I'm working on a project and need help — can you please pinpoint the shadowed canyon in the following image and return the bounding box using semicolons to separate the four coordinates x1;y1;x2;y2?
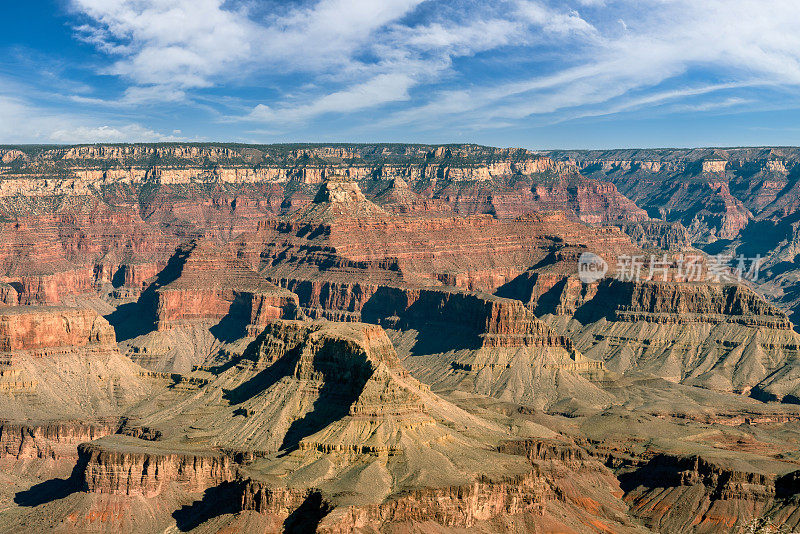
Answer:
2;143;800;533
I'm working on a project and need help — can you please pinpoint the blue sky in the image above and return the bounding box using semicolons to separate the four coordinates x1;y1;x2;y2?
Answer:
2;0;800;148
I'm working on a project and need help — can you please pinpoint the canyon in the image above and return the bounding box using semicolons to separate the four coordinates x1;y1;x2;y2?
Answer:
1;143;800;533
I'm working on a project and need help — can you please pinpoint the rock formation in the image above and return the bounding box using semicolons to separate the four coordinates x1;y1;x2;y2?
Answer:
0;305;155;462
4;143;800;533
59;319;643;532
150;239;301;332
549;147;800;322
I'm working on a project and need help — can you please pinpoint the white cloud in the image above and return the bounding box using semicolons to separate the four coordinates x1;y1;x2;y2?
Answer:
69;0;426;100
248;73;418;123
377;0;800;130
51;0;800;138
0;93;182;143
516;1;597;36
50;124;182;143
672;97;753;113
72;0;259;89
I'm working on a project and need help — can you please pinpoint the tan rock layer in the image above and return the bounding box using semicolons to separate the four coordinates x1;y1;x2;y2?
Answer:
0;419;120;460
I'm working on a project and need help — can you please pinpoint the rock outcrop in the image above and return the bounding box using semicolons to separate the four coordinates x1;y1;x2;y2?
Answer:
0;305;116;352
0;306;156;466
526;277;800;396
549;147;800;323
620;453;800;533
78;438;234;497
70;319;641;532
150;239;301;332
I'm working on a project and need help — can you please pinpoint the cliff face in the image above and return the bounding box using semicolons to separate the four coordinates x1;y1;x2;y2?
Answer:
0;306;152;454
0;282;18;305
234;435;645;533
241;474;546;530
619;453;800;533
0;204;180;305
0;419;120;461
6;143;800;532
0;143;649;307
0;306;115;352
548;147;800;322
605;280;787;325
149;239;301;332
78;438;234;497
614;220;692;250
527;276;800;396
242;177;636;294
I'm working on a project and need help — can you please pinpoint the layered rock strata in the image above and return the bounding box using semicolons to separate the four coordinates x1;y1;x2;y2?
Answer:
73;319;639;531
150;239;301;332
0;306;153;463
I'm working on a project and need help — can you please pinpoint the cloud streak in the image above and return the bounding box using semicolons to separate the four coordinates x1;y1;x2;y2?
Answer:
8;0;800;143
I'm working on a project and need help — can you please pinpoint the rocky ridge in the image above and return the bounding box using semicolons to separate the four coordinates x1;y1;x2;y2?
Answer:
4;144;800;532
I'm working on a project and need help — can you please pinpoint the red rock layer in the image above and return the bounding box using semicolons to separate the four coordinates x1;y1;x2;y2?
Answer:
237;437;638;532
620;453;800;532
241;185;636;295
0;204;182;304
0;306;116;352
151;239;301;332
241;474;545;530
0;282;18;305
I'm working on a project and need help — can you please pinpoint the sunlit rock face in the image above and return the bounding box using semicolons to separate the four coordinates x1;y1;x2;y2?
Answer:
3;144;800;533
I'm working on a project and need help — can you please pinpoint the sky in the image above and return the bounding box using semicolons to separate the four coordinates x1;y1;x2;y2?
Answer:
2;0;800;149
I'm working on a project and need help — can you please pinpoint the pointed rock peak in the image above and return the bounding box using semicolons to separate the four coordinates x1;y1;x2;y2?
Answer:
314;175;366;203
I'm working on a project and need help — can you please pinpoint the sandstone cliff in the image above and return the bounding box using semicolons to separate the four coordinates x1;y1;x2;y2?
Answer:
0;306;155;462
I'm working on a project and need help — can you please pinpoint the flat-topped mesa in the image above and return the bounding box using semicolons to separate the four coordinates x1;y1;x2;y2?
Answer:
152;239;301;333
0;306;152;458
503;249;790;327
548;279;792;328
534;275;800;395
313;174;367;203
613;280;790;327
0;305;116;353
0;419;121;461
78;438;235;497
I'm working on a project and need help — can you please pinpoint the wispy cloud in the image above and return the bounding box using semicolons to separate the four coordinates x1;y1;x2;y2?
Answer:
50;123;183;143
10;0;800;143
372;0;800;131
246;73;419;123
0;93;182;143
673;97;754;113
